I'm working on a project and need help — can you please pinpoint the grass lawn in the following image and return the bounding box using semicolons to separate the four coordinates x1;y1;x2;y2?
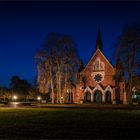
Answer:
0;108;140;139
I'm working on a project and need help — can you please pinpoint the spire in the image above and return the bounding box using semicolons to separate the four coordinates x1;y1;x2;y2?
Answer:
96;25;103;50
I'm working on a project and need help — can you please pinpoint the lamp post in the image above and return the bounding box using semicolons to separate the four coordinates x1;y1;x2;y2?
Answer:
12;95;18;107
13;95;17;102
37;96;41;104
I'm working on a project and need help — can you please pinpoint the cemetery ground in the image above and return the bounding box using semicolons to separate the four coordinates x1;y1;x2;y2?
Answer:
0;106;140;139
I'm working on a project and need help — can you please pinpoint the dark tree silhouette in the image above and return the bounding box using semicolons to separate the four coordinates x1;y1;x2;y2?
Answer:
114;58;125;103
10;75;32;100
114;24;140;103
0;87;11;102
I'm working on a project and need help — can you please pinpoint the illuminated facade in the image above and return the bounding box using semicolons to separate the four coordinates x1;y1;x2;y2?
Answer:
63;29;128;104
37;28;129;104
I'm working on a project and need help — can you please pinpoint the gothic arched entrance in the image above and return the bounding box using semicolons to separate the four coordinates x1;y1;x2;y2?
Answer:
84;92;91;102
105;91;112;103
94;90;102;103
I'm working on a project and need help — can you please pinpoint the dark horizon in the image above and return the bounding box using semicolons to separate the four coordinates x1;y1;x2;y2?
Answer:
0;1;140;87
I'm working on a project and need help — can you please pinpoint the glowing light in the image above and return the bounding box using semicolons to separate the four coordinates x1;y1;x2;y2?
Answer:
37;97;41;100
13;95;17;100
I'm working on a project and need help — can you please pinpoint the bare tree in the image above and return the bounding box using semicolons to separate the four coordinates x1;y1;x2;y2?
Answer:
51;35;80;103
35;33;80;103
35;48;55;103
114;24;140;103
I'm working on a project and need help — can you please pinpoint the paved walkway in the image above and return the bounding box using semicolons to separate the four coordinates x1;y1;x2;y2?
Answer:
34;103;140;110
1;103;140;110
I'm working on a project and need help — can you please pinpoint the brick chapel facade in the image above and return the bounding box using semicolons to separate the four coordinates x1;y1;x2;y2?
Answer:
38;29;130;104
61;29;129;104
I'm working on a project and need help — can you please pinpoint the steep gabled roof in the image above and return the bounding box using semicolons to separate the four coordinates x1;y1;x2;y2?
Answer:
83;49;114;72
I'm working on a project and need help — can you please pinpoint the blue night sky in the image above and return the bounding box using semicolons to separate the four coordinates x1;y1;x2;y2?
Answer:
0;1;140;87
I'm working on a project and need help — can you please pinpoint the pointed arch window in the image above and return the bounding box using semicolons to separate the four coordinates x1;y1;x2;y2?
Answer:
100;62;105;70
93;58;105;71
96;60;99;70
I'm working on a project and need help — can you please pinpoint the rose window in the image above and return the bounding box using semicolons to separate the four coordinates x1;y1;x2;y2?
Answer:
94;74;103;82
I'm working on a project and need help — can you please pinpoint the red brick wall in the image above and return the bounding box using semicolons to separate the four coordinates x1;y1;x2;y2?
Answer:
83;50;115;87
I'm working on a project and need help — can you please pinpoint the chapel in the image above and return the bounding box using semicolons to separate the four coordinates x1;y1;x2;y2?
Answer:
63;28;128;104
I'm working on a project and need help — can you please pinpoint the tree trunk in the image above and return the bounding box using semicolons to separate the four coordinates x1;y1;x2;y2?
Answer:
59;69;62;103
129;71;133;104
127;49;132;104
64;64;68;103
56;71;59;103
49;64;54;104
55;59;62;104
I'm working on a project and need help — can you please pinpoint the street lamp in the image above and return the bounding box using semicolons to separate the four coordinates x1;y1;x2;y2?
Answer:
37;96;41;100
37;96;41;104
13;95;17;101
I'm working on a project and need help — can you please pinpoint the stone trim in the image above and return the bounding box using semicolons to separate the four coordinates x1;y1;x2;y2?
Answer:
84;84;114;103
83;49;114;72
